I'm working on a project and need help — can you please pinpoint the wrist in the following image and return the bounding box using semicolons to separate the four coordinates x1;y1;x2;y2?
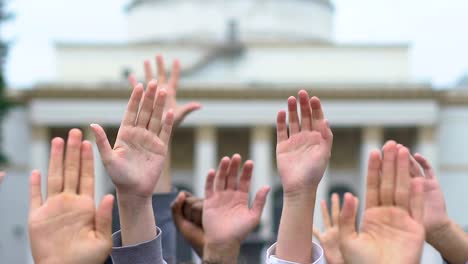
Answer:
203;241;240;264
116;190;153;207
283;186;318;206
427;218;456;245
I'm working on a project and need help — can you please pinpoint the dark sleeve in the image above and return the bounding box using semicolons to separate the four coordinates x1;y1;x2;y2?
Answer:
111;190;178;264
110;227;167;264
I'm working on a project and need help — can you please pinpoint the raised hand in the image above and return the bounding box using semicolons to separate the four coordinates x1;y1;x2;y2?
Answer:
202;155;270;263
171;192;204;258
91;81;174;198
276;90;333;194
29;129;114;264
275;90;333;263
339;142;425;264
129;55;201;127
313;193;357;264
90;81;174;245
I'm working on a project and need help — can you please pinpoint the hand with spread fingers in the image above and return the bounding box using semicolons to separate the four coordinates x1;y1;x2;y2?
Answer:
171;191;204;258
339;142;425;264
129;55;201;127
275;90;333;263
313;193;358;264
395;143;468;264
90;81;174;245
202;155;271;263
29;129;114;264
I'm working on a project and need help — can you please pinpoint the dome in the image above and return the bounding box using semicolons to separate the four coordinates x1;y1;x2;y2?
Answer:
126;0;334;43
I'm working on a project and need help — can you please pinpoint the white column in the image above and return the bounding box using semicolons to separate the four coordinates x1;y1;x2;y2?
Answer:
313;168;329;231
30;126;50;198
84;127;112;206
417;126;443;264
250;126;273;239
360;127;383;216
194;126;217;197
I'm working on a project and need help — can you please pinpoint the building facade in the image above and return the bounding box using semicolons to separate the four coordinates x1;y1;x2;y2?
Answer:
1;0;468;263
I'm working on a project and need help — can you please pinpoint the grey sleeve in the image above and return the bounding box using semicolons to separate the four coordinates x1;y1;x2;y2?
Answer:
152;191;178;264
111;227;167;264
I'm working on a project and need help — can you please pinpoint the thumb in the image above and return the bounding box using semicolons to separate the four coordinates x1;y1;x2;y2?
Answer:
95;194;115;241
171;192;187;228
339;192;357;240
176;102;202;122
90;124;113;164
251;186;271;220
312;227;322;241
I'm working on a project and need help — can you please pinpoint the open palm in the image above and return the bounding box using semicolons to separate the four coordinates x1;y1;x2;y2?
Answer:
276;91;333;194
339;144;425;264
203;155;270;245
29;130;114;264
91;81;174;197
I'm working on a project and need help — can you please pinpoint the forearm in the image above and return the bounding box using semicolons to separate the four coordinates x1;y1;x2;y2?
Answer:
117;191;157;246
276;189;317;263
427;220;468;264
202;242;240;264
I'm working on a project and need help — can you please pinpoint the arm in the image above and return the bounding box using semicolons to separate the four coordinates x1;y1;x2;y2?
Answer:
202;155;270;264
412;153;468;264
91;80;174;256
274;90;333;263
29;129;114;264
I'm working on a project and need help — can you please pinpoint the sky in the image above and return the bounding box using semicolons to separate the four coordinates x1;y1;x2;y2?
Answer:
2;0;468;88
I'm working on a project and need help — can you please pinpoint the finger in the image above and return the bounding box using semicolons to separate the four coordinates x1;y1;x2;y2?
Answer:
298;90;312;131
339;192;357;239
148;88;167;134
168;59;180;90
365;150;382;209
331;193;340;226
79;141;95;198
191;200;204;226
156;55;167;84
409;154;424;178
251;186;271;219
238;160;254;193
395;147;411;210
226;154;242;190
414;153;436;179
214;157;230;191
320;199;332;229
128;74;138;88
95;194;115;241
204;169;216;199
322;119;334;148
380;141;397;206
144;60;154;83
287;96;300;135
121;84;144;127
90;124;113;165
175;102;202;124
276;110;288;143
310;96;324;132
136;80;158;128
353;196;360;217
47;137;64;198
410;177;425;224
171;192;187;227
30;170;43;212
158;109;174;145
63;129;83;193
183;197;193;221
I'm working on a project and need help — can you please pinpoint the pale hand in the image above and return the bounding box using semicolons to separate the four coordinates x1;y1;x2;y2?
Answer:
276;91;333;194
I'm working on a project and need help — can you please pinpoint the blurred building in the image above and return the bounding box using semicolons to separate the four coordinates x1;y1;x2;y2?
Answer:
2;0;468;263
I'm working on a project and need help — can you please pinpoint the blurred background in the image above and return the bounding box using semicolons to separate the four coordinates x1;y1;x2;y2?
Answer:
1;0;468;263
